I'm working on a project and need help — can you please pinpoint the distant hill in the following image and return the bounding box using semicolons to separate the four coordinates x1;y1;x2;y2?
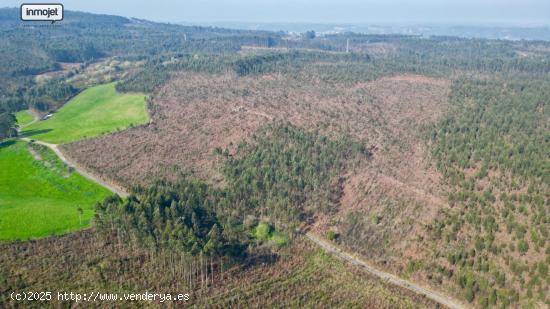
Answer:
0;7;280;113
194;21;550;41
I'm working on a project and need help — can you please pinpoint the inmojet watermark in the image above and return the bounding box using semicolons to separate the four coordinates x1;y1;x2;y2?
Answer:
20;3;63;23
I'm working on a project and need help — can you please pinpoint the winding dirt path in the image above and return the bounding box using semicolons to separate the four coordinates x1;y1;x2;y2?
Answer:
305;232;467;309
21;137;129;197
17;111;128;197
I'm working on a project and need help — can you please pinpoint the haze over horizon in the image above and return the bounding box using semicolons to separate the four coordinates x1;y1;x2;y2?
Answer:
3;0;550;26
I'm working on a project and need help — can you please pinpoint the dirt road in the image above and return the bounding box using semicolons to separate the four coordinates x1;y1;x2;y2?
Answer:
21;137;129;197
305;232;467;309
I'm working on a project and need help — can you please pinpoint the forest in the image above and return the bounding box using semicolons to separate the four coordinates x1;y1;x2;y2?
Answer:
94;123;367;257
425;76;549;307
1;6;549;308
0;7;280;136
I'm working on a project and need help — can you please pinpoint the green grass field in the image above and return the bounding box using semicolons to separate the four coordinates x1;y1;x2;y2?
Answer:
15;110;35;127
22;83;148;144
0;140;111;240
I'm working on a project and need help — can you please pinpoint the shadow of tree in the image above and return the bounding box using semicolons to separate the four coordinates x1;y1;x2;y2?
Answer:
20;129;53;138
0;139;16;149
242;248;280;270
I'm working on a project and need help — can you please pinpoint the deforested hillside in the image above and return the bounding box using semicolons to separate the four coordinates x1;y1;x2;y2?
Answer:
63;47;549;307
63;68;450;188
2;7;550;308
329;74;550;308
62;61;452;299
0;230;436;308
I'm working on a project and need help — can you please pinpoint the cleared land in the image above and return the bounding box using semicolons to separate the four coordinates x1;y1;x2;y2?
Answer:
64;70;451;258
306;232;465;309
64;72;449;189
0;140;110;240
22;83;148;144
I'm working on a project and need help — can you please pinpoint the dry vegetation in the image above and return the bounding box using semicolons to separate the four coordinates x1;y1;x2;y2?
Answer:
67;58;144;88
194;240;437;308
311;75;452;279
0;231;436;308
34;62;82;83
64;71;449;193
4;11;550;307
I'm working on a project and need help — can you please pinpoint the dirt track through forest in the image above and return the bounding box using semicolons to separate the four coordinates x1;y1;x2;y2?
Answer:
20;130;466;308
305;232;467;309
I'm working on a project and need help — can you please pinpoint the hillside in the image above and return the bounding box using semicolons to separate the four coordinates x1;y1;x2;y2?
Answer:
1;7;549;308
0;141;110;240
64;71;450;187
0;7;279;118
64;55;549;307
0;230;436;308
22;83;148;144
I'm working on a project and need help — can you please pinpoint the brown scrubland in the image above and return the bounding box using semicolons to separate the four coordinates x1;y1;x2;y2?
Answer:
0;230;436;308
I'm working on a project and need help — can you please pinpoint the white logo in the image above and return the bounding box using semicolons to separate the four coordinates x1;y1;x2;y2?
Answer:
21;3;64;23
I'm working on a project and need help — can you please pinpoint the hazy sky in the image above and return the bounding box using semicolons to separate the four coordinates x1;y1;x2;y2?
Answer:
4;0;550;25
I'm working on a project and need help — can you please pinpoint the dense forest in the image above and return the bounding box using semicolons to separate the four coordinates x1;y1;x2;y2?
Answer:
220;123;368;230
95;181;238;257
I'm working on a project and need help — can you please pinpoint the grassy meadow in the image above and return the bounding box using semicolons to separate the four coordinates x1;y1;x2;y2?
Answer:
22;83;148;144
15;110;35;127
0;140;111;240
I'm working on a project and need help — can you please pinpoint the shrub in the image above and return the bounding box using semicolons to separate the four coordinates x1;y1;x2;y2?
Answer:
518;240;529;255
255;223;273;241
326;229;339;241
270;233;287;248
465;287;475;302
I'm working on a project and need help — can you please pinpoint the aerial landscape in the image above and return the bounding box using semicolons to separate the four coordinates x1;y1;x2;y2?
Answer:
0;1;549;308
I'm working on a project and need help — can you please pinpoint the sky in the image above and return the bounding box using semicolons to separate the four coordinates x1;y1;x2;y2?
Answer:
3;0;550;25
